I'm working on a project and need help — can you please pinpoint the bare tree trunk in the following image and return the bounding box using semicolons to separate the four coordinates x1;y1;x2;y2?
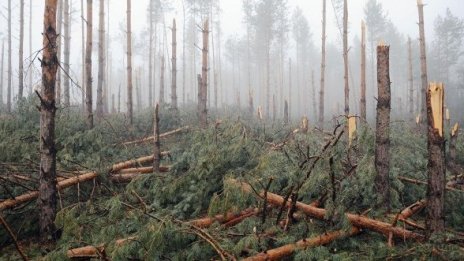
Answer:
105;0;109;114
448;123;459;181
360;21;366;121
55;0;62;106
425;82;445;237
111;93;115;113
199;20;209;128
126;0;133;125
318;0;326;127
81;0;85;112
160;56;165;104
182;1;186;105
63;0;70;107
18;0;25;99
311;69;317;121
118;83;121;113
29;0;32;94
408;37;414;117
266;41;270;119
171;19;177;111
85;0;93;128
288;58;292;120
284;100;289;125
272;94;276;122
7;0;12;112
417;0;428;121
0;45;4;107
343;0;349;116
153;104;160;172
96;0;105;117
374;44;391;212
39;0;59;242
148;0;153;107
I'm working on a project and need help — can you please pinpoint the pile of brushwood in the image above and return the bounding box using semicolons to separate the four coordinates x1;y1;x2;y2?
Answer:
1;99;464;260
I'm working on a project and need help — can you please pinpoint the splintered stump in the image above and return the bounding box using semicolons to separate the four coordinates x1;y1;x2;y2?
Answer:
227;179;424;241
425;82;446;236
374;43;391;211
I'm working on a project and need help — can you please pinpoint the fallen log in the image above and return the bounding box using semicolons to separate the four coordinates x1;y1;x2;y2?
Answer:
398;199;426;221
110;151;170;173
0;172;98;211
121;126;189;146
67;207;260;258
116;166;170;175
243;227;360;261
398;176;463;193
227;179;424;241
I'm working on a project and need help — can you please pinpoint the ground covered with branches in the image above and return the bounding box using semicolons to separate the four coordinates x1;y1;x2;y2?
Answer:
1;99;464;260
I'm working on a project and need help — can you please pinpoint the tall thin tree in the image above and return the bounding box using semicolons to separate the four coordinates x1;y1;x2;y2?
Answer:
343;0;349;116
148;0;154;107
7;0;12;112
1;41;4;107
126;0;133;125
318;0;326;127
171;19;177;111
408;37;414;117
38;0;59;242
81;0;85;111
63;0;71;107
96;0;105;117
199;19;209;128
55;0;62;105
417;0;428;120
160;56;165;104
85;0;93;128
360;20;367;121
29;0;33;93
18;0;25;99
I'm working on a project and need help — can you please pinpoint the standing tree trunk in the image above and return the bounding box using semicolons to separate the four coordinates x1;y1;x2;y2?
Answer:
171;19;177;111
343;0;349;116
153;103;160;172
265;41;270;119
311;69;317;121
417;0;428;121
360;21;367;121
38;0;59;242
55;0;62;106
425;82;445;237
408;37;414;117
448;123;459;182
7;0;12;112
288;58;292;120
18;0;25;99
1;41;4;106
29;0;32;94
126;0;133;125
318;0;326;127
96;0;105;117
374;44;391;212
199;20;209;128
85;0;93;128
160;56;165;105
148;0;153;107
81;0;85;112
284;100;289;125
63;0;70;107
182;1;186;105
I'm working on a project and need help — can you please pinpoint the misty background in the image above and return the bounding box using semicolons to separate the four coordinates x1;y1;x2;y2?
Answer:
1;0;463;123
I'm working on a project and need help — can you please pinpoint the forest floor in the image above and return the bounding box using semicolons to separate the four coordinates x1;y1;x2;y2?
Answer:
1;97;464;260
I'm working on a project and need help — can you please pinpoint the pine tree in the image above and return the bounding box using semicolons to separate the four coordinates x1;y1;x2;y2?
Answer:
85;0;94;128
18;0;25;99
126;0;133;125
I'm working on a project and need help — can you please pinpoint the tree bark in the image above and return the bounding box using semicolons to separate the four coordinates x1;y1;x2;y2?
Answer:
39;0;59;242
360;21;367;121
29;0;32;95
1;41;4;106
448;123;460;181
417;0;428;121
343;0;349;116
408;37;414;117
126;0;133;125
7;0;12;112
318;0;326;127
148;0;153;107
81;0;85;112
374;44;391;212
288;58;292;120
63;0;70;107
85;0;93;128
96;0;105;117
18;0;25;99
425;82;445;237
284;100;289;125
171;19;178;111
199;20;209;128
153;104;160;172
55;0;62;105
160;56;165;104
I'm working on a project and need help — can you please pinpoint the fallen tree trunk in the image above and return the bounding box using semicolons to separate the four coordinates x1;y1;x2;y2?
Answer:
227;179;424;241
110;151;170;173
110;168;170;183
243;227;360;261
398;176;463;193
398;199;426;221
67;245;106;259
0;172;98;211
121;126;189;146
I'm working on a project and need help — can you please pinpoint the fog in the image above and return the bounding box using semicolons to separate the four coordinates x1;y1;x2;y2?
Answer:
1;0;463;122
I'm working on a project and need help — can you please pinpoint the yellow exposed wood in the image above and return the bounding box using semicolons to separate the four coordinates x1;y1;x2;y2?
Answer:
348;115;356;146
452;123;459;137
428;82;444;137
